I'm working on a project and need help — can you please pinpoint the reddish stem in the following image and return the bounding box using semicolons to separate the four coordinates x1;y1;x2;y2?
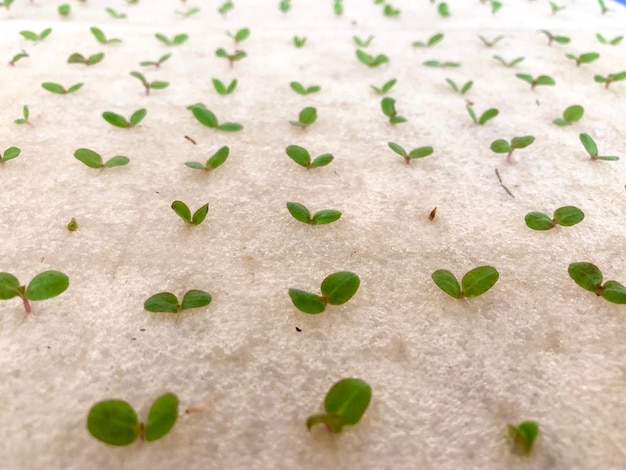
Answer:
21;296;32;314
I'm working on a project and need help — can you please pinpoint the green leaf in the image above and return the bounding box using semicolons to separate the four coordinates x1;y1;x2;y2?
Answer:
508;421;539;454
235;28;250;42
562;105;584;124
25;270;69;301
173;34;188;45
103;156;130;168
149;81;169;90
216;122;243;132
90;27;106;44
180;290;212;311
579;52;599;64
515;73;533;85
144;292;180;313
68;53;86;64
600;281;626;304
191;203;209;225
102;112;129;128
511;136;535;149
320;271;360;305
74;148;103;168
428;32;444;46
290;81;306;95
0;273;21;300
431;270;461;299
192;106;218;128
88;53;105;65
171;200;191;223
288;289;326;314
129;109;147;127
534;75;555;86
490;140;512;154
2;147;21;162
130;71;147;84
312;210;341;225
466;105;477;123
388;142;407;157
207;146;229;169
41;82;66;94
286;145;311;167
461;266;499;298
87;399;140;446
307;378;372;432
381;97;395;117
579;133;598;157
212;78;227;94
461;81;473;94
185;162;205;170
145;393;179;442
595;155;619;161
310;154;334;168
67;83;83;93
553;206;584;227
286;202;312;224
525;212;555;231
389;116;407;124
568;262;603;293
299;107;317;125
226;79;238;94
479;108;499;125
408;147;433;159
552;118;569;127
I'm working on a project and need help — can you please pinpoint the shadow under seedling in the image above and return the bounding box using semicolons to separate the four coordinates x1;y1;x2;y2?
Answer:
525;206;584;230
579;133;619;161
189;104;243;132
102;109;146;128
490;136;535;163
289;271;360;314
286;145;333;169
307;378;371;433
0;270;69;313
144;290;212;313
290;107;317;129
68;52;104;66
0;146;21;164
130;71;169;95
553;105;583;126
388;141;433;164
381;97;406;124
432;266;499;299
171;201;209;226
286;202;341;226
568;262;626;304
508;421;539;455
87;393;178;446
185;146;229;171
74;148;129;169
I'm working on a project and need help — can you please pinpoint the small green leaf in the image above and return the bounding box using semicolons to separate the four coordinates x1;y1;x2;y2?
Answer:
103;156;130;168
286;202;312;224
288;289;326;314
601;281;626;304
525;212;554;231
185;162;205;170
2;147;21;162
408;147;434;159
212;78;227;94
171;200;191;223
320;271;360;305
479;108;499;125
286;145;311;167
129;109;147;127
578;52;599;64
388;142;407;157
67;83;84;94
74;148;103;168
568;262;603;293
149;81;169;90
310;154;334;168
87;399;140;446
461;266;499;298
299;107;317;125
68;53;86;64
553;206;584;227
515;73;533;85
206;146;229;169
191;203;209;225
192;106;218;128
511;136;535;149
102;112;129;128
307;378;371;432
26;270;69;301
508;421;539;454
180;290;212;311
312;210;341;225
173;34;188;45
381;97;395;117
145;393;179;442
490;140;512;154
579;133;598;157
562;105;584;124
595;155;620;161
88;53;105;65
290;81;306;95
144;292;180;313
41;82;66;94
431;270;461;299
0;273;21;300
20;30;39;41
67;218;78;232
216;122;243;132
553;118;569;126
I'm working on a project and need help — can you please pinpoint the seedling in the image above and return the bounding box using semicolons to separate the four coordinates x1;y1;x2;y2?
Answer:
508;421;539;455
14;106;30;125
290;82;321;95
431;266;499;299
227;28;250;45
215;48;247;67
437;2;450;17
102;109;146;128
67;52;104;66
289;107;318;129
490;136;535;162
445;78;473;95
307;378;371;433
0;146;21;163
189;104;243;132
515;74;555;90
0;270;69;313
423;60;459;68
388;142;433;164
144;290;212;313
0;0;15;9
130;71;169;95
212;78;238;95
67;218;78;231
568;262;626;304
41;82;83;95
552;104;583;126
371;78;397;95
58;3;70;16
185;146;229;171
90;27;122;44
579;133;619;161
20;28;52;42
594;71;626;89
293;36;307;48
105;7;126;19
9;50;29;66
171;201;209;226
525;206;584;231
549;2;565;14
140;54;171;68
596;33;623;46
478;35;503;47
565;52;599;67
334;0;343;15
279;0;291;13
353;35;374;48
493;55;525;67
286;202;341;226
356;49;389;67
490;0;502;14
382;3;400;17
381;97;406;124
598;0;609;14
155;33;188;47
289;271;360;314
412;32;444;48
87;393;179;446
539;30;570;46
285;145;333;169
175;7;200;17
218;0;234;16
466;105;499;125
74;148;129;169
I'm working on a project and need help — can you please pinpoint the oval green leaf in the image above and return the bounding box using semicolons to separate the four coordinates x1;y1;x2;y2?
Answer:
524;212;554;231
579;133;598;157
511;135;535;149
320;271;360;305
185;162;205;170
508;420;539;454
600;280;626;304
431;269;461;299
129;109;147;127
563;105;583;123
171;200;191;223
0;273;21;300
408;146;434;159
207;146;229;169
324;378;371;426
191;105;218;128
3;147;21;161
26;270;69;301
217;122;243;132
41;82;66;94
180;290;212;311
568;262;603;293
87;399;140;446
388;141;407;157
288;288;326;314
103;112;129;128
191;203;209;225
553;206;584;227
144;292;180;313
461;266;499;298
74;148;103;168
310;154;334;168
490;139;511;153
286;202;312;224
299;107;317;125
312;210;341;225
144;393;179;442
104;156;130;168
286;145;311;167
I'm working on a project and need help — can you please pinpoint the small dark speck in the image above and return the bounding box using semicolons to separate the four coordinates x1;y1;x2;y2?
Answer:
47;345;51;349
295;327;302;332
131;337;136;341
536;100;540;106
140;328;145;332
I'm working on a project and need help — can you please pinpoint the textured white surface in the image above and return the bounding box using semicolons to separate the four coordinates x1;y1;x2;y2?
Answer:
0;0;625;469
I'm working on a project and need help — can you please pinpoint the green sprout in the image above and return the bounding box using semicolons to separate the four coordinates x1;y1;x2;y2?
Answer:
565;52;599;67
478;35;504;47
14;106;30;125
0;270;69;314
286;202;341;226
0;0;15;9
508;421;539;455
579;133;619;161
382;3;400;17
285;145;333;169
490;136;535;163
290;82;320;95
432;266;499;299
58;3;71;16
130;71;169;95
144;290;212;313
20;28;52;42
171;201;209;226
279;0;291;13
67;218;78;232
388;142;433;164
371;78;397;95
445;78;472;95
594;71;626;89
140;54;171;68
598;0;609;14
41;82;83;95
87;393;179;446
0;146;21;163
105;7;127;19
102;109;146;128
539;30;570;46
175;7;200;17
334;0;343;15
437;2;450;17
525;206;584;231
185;146;229;171
90;27;122;44
549;1;565;14
490;0;502;14
493;55;525;67
155;33;188;47
227;28;250;45
68;52;104;66
293;36;307;48
596;33;623;46
74;148;129;169
289;271;360;314
289;107;318;129
212;78;238;95
568;262;626;304
218;0;234;16
515;74;555;90
307;378;371;433
9;50;29;66
423;60;459;68
355;49;389;67
552;105;583;126
189;103;243;132
381;97;406;124
466;105;499;125
215;48;247;67
412;32;444;48
353;35;374;48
